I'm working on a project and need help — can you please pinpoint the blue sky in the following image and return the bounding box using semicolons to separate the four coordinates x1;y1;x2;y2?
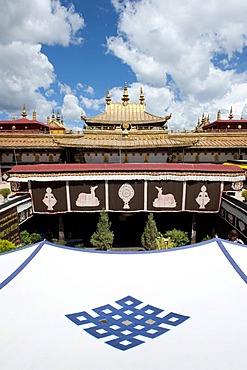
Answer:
1;0;247;130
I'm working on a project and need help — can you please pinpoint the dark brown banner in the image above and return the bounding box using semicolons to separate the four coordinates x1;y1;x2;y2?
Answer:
30;180;222;213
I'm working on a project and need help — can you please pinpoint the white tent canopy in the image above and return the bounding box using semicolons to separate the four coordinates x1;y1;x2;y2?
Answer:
1;239;247;370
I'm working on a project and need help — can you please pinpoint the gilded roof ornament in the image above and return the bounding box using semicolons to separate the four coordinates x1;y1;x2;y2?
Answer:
106;89;111;105
229;106;234;119
33;110;36;120
56;111;61;122
139;87;145;105
201;113;205;125
122;83;130;104
217;110;221;120
22;104;27;118
52;110;55;120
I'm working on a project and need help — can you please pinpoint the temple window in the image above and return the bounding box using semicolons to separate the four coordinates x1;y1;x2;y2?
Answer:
195;154;199;162
104;154;109;163
214;154;219;162
35;154;40;162
49;154;54;162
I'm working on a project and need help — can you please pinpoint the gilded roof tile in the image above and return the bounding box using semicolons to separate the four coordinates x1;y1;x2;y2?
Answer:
85;102;167;124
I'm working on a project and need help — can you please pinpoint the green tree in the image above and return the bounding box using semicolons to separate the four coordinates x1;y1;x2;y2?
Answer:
156;232;175;249
20;230;31;246
0;188;11;200
164;228;190;247
30;232;42;243
20;230;41;246
90;210;114;250
141;213;159;250
0;239;16;253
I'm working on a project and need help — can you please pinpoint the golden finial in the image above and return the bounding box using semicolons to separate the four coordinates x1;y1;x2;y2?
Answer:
139;87;145;105
47;116;50;124
33;110;36;120
22;104;27;118
106;89;111;105
240;115;243;120
51;110;55;120
207;114;210;123
56;111;61;122
217;110;221;120
201;112;205;125
122;82;130;103
228;106;234;119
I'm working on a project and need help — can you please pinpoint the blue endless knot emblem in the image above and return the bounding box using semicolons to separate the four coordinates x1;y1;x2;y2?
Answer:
65;295;190;351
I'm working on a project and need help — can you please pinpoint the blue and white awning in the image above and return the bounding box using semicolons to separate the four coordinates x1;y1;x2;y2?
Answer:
0;239;247;369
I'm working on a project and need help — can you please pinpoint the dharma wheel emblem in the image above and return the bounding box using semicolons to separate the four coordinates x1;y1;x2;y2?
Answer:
118;183;134;209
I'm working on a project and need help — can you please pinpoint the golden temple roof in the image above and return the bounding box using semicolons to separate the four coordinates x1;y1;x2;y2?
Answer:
83;86;171;128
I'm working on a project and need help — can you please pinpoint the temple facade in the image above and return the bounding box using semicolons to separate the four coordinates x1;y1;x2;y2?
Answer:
0;86;247;177
1;85;247;245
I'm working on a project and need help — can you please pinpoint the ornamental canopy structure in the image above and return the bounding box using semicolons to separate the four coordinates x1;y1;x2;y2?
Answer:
82;84;172;131
7;163;245;214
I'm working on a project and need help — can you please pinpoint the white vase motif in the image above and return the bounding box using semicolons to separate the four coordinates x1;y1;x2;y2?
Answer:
196;185;210;209
42;187;57;210
118;183;135;209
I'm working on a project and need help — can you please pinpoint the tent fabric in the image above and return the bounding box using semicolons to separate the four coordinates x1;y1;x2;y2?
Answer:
0;239;247;370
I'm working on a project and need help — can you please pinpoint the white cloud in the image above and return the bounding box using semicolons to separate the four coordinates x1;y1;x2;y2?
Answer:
0;41;55;116
0;0;84;46
0;0;85;125
108;0;247;129
62;94;85;121
81;96;105;111
58;82;72;95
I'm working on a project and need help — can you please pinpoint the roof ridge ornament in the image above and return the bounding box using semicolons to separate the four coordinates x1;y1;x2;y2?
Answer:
217;110;221;120
229;106;234;119
22;104;27;118
139;87;145;105
106;89;111;105
122;83;130;104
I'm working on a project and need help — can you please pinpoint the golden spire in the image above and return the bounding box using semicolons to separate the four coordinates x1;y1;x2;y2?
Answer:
51;110;55;120
207;114;210;123
228;106;234;119
106;89;111;105
217;110;221;120
33;110;36;120
122;82;130;103
139;87;145;105
22;104;27;118
56;111;61;122
47;116;50;124
201;112;205;125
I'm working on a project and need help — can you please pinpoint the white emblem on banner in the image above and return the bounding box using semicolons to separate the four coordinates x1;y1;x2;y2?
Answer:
196;185;210;209
42;187;57;210
76;186;100;207
153;187;177;208
118;183;135;209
